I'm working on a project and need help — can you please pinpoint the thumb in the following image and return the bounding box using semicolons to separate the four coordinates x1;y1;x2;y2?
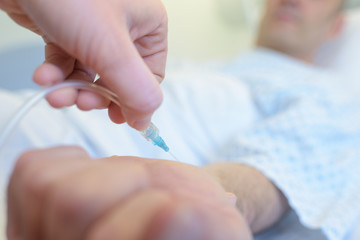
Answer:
96;34;163;131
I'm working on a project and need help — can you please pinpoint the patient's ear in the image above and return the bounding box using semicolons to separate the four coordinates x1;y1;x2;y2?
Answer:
328;14;345;39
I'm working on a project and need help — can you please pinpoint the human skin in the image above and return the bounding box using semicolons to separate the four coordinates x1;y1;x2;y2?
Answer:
256;0;344;62
0;0;168;130
6;146;289;240
203;163;289;234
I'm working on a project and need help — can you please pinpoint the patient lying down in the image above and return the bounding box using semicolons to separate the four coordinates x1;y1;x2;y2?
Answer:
3;0;360;240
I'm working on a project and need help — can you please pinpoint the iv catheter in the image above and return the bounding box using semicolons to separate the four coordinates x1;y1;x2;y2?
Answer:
0;80;170;153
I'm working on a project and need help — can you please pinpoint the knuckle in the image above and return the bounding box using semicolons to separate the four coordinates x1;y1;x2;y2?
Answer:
11;150;45;188
22;172;50;197
49;185;92;224
13;150;39;175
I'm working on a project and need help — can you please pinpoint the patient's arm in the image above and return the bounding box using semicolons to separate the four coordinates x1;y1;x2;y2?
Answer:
203;162;290;234
7;145;287;239
7;146;253;240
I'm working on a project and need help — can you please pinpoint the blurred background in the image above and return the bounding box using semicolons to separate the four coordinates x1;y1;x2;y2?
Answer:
0;0;265;89
2;0;360;60
0;0;261;63
1;0;360;89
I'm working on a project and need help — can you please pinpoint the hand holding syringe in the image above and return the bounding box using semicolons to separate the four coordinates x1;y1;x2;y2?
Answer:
0;81;177;159
1;0;168;131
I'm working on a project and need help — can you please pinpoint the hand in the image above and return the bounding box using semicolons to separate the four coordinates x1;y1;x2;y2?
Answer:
0;0;168;130
7;146;252;240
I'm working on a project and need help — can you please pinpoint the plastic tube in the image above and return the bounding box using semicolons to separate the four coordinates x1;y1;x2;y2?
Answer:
0;80;170;153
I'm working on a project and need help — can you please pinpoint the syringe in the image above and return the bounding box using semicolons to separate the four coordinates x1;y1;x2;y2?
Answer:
141;122;169;152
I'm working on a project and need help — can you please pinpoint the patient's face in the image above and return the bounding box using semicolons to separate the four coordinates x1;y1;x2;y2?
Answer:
256;0;344;62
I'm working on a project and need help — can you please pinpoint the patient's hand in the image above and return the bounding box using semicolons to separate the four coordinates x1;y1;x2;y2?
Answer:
7;146;252;240
0;0;168;130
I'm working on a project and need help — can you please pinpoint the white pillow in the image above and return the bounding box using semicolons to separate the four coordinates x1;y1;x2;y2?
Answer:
315;8;360;78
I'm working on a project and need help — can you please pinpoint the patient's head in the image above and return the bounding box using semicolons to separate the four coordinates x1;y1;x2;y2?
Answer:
256;0;345;63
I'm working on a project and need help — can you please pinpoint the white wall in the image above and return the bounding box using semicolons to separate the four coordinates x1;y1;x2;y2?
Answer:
162;0;257;61
0;11;43;52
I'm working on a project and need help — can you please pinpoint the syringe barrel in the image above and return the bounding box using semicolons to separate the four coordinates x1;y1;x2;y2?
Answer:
141;122;159;141
140;123;169;152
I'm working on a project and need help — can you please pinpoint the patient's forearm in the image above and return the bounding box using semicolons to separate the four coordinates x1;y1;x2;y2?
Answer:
203;162;289;234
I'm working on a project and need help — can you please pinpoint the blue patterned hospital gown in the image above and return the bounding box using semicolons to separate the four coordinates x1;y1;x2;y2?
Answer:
1;48;359;240
219;48;360;240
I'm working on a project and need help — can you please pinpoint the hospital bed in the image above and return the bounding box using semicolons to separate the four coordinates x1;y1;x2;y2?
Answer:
1;1;360;240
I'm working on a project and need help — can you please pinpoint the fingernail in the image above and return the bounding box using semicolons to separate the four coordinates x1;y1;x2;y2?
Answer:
131;116;151;131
